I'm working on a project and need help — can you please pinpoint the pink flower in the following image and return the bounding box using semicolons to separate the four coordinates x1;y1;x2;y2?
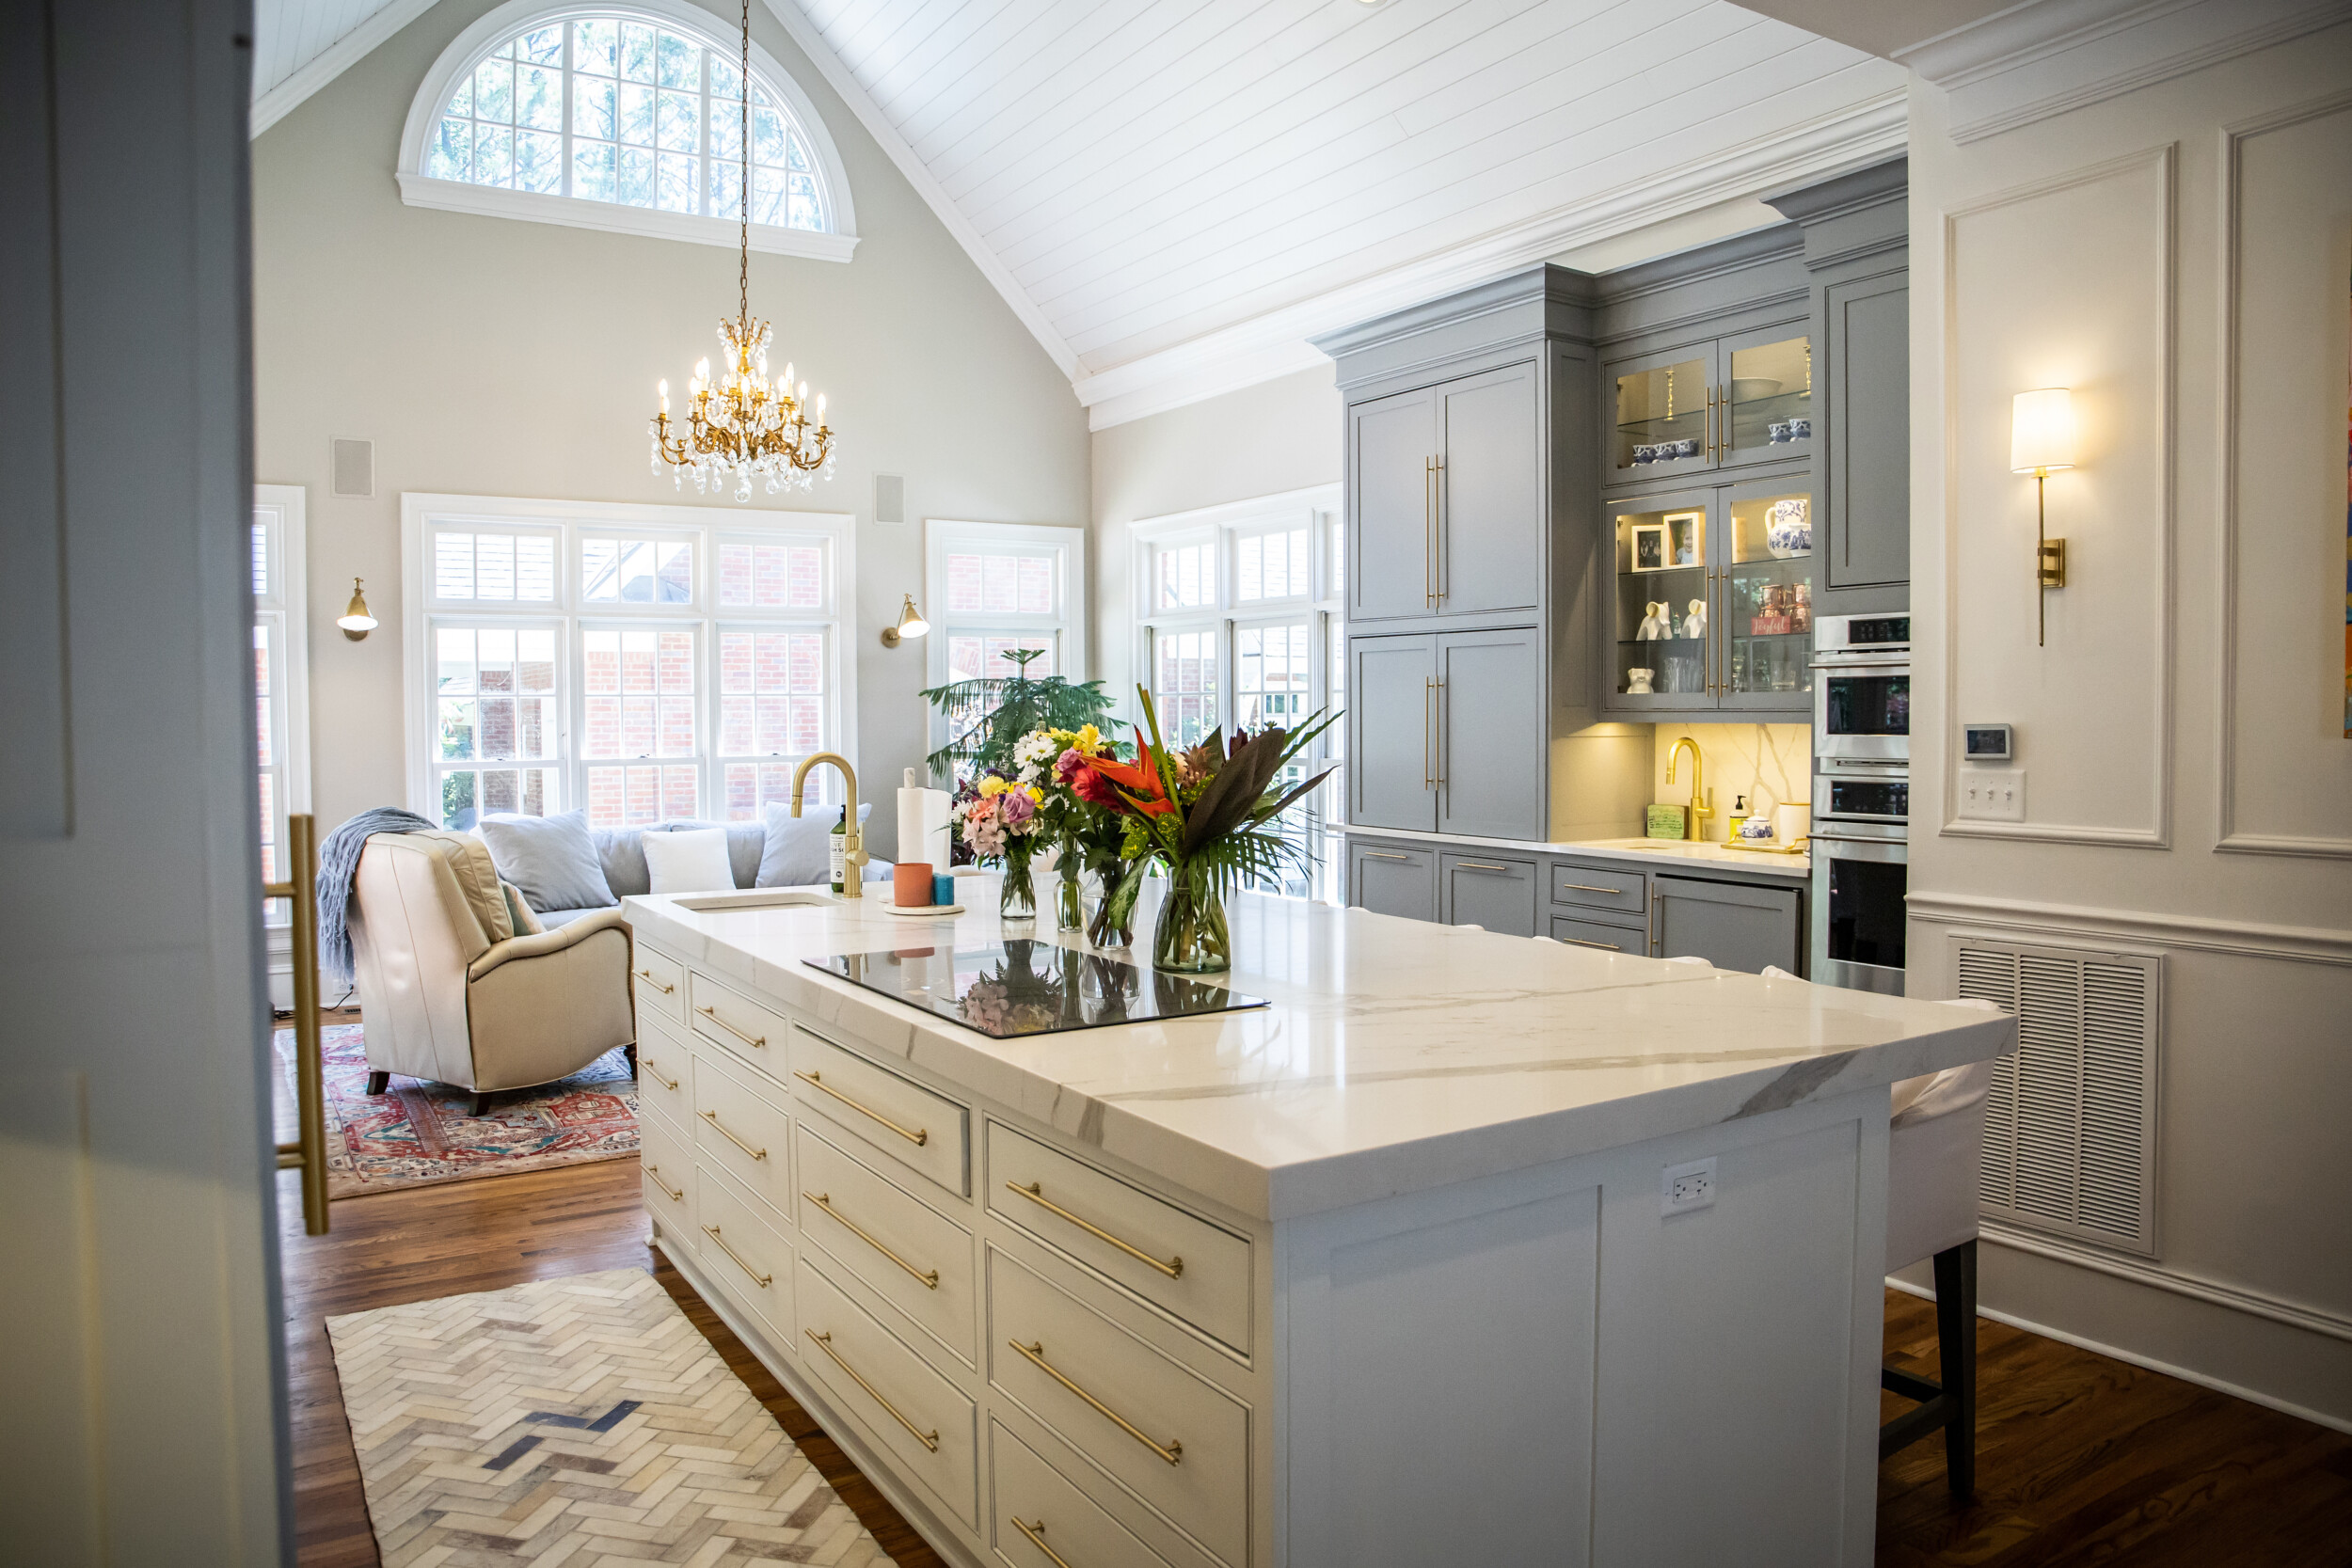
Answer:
1055;748;1085;782
1000;791;1037;828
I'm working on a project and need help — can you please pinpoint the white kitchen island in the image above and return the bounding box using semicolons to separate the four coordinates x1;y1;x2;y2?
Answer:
622;882;2012;1568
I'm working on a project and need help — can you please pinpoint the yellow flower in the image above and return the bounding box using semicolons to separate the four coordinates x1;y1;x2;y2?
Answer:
978;777;1009;798
1021;784;1044;804
1047;723;1103;756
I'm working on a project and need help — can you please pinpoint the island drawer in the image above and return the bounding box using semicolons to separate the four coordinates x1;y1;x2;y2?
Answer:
695;1163;793;1348
991;1419;1207;1568
790;1025;970;1199
797;1125;976;1365
632;1014;692;1139
632;945;684;1026
988;1251;1249;1568
1548;913;1646;954
799;1252;978;1528
1549;860;1647;916
987;1124;1250;1355
688;972;787;1071
638;1105;694;1232
692;1048;795;1225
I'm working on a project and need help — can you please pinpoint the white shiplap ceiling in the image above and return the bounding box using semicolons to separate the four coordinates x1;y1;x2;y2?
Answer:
252;0;441;135
776;0;1907;424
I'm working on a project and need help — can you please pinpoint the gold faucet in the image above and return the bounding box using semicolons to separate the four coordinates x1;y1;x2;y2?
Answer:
1665;736;1713;843
789;752;867;898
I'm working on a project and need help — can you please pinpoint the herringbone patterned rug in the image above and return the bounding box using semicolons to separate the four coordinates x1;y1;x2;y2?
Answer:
326;1268;889;1565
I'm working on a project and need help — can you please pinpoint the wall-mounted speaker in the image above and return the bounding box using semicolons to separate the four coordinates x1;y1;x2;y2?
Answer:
875;473;904;525
329;436;374;499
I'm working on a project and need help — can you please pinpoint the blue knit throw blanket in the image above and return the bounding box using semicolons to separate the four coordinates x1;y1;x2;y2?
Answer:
316;807;436;985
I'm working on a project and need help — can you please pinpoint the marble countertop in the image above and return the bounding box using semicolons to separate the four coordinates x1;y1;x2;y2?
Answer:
1343;823;1812;879
626;885;2005;1222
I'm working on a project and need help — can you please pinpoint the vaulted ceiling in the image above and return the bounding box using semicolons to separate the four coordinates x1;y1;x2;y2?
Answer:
253;0;1909;424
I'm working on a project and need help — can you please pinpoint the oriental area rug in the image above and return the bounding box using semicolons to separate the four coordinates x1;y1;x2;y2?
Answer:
326;1269;887;1566
276;1022;639;1197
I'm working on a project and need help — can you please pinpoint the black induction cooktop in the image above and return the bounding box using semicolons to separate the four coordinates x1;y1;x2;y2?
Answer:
805;940;1269;1039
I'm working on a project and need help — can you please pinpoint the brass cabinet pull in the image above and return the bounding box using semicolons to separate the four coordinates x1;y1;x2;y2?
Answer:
1011;1516;1073;1568
641;1053;679;1092
635;967;675;994
1009;1339;1182;1465
1432;455;1446;603
1362;850;1411;863
1433;678;1447;788
1558;882;1622;895
1423;456;1437;607
1454;861;1514;874
700;1108;768;1161
1557;936;1623;952
1422;677;1436;788
795;1069;929;1146
804;1191;939;1290
702;1224;771;1287
697;1004;766;1050
807;1330;939;1451
644;1163;684;1202
1005;1181;1181;1277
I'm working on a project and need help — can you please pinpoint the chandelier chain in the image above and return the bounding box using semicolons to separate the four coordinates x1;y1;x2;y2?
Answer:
739;0;749;326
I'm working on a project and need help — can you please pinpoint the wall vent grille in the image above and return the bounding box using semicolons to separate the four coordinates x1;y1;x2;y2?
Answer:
1956;938;2160;1257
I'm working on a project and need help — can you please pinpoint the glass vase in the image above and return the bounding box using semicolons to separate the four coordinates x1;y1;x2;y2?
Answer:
998;852;1037;922
1087;859;1140;949
1054;865;1085;932
1152;862;1230;974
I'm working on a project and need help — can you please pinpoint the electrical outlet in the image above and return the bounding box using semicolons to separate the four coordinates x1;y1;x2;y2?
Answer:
1958;768;2026;822
1661;1156;1716;1215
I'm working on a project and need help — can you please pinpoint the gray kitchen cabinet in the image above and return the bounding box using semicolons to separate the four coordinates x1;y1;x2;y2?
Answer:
1439;852;1538;937
1349;839;1438;924
1350;386;1440;623
1348;633;1437;832
1652;874;1802;974
1436;627;1546;841
1437;361;1543;616
1549;912;1645;953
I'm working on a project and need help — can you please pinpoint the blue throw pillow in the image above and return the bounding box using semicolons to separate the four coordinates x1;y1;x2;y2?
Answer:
478;809;618;911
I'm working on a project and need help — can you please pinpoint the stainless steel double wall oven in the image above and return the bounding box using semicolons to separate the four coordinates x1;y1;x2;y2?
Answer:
1811;614;1908;994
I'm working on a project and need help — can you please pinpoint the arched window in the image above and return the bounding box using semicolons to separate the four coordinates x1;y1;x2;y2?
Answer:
398;1;856;262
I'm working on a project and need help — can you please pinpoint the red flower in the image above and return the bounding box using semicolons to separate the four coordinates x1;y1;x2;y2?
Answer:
1081;753;1175;816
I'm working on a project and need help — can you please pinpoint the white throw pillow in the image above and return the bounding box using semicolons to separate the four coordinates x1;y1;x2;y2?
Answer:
756;800;872;887
641;826;736;895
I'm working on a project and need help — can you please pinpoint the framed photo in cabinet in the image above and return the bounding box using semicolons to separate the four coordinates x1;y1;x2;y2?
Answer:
1631;520;1668;572
1666;510;1702;568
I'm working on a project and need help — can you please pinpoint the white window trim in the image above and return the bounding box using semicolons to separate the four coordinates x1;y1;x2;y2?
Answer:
399;491;857;825
253;483;314;826
396;0;860;264
922;519;1089;768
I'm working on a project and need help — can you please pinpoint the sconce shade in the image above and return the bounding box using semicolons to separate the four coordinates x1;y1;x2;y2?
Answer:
880;593;929;647
2010;388;2076;474
337;577;377;639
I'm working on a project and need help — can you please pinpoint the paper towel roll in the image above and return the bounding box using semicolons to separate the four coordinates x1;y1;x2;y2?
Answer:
898;780;952;869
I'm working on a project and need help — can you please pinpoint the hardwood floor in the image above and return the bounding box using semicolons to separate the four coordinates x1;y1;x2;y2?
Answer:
278;1158;2351;1567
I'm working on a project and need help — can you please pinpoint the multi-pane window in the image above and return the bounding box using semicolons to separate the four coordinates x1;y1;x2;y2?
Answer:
1135;498;1343;897
422;13;829;230
251;487;310;906
407;498;851;832
924;523;1087;773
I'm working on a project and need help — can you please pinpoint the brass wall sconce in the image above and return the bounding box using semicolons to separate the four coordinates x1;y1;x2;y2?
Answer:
2009;388;2075;646
879;593;929;648
337;578;377;641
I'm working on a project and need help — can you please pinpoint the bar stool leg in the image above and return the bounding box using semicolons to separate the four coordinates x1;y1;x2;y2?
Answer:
1932;1239;1979;1500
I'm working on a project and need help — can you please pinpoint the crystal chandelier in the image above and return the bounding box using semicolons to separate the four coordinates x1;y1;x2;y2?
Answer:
648;0;834;500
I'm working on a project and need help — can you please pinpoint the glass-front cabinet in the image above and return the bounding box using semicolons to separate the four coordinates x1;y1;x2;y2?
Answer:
1603;327;1814;487
1607;478;1814;716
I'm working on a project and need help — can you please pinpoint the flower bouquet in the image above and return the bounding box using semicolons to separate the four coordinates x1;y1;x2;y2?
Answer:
1063;688;1336;974
949;768;1047;920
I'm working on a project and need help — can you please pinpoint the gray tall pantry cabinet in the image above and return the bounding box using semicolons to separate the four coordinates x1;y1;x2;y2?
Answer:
1317;267;1648;848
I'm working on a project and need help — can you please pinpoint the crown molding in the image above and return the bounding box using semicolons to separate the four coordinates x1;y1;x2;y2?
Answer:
1074;88;1908;430
251;0;441;137
1898;0;2352;145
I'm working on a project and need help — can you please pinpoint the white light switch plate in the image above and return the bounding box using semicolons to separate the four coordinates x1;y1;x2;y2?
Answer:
1958;768;2026;822
1661;1156;1716;1215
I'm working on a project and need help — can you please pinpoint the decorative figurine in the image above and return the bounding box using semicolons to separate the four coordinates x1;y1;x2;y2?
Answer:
1625;667;1655;695
1637;600;1672;640
1681;598;1708;640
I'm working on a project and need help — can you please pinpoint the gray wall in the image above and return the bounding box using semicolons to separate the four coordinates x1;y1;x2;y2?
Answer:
253;0;1090;856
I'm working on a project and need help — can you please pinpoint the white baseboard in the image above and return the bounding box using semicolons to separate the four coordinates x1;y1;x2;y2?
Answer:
1885;1273;2352;1436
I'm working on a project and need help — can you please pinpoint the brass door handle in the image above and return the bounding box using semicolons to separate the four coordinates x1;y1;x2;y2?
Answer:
641;1053;678;1091
1433;678;1447;788
795;1069;929;1146
1422;677;1435;789
702;1224;771;1287
1454;862;1514;874
1362;850;1411;862
635;968;675;994
1009;1339;1182;1465
697;1005;766;1050
700;1108;768;1161
644;1163;683;1202
1011;1516;1073;1568
1557;882;1621;895
807;1330;939;1451
1557;936;1623;951
1432;456;1446;604
1005;1180;1181;1277
803;1191;939;1289
1424;457;1437;607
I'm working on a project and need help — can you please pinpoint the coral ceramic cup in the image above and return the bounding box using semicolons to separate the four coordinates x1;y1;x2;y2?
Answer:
893;863;934;907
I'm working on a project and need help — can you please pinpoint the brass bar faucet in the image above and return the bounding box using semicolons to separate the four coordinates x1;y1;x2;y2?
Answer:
1665;736;1712;843
789;752;866;898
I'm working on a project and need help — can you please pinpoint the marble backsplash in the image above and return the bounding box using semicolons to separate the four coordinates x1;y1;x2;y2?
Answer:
1649;723;1810;840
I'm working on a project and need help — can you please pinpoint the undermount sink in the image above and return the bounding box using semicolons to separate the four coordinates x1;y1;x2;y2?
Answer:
670;889;838;912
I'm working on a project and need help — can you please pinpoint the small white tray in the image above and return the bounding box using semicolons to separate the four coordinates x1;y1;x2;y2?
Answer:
880;901;966;917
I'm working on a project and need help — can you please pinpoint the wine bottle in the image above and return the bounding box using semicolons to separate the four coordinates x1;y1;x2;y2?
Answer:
829;806;847;893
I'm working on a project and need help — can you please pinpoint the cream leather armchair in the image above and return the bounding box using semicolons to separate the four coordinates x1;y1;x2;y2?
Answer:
347;831;636;1115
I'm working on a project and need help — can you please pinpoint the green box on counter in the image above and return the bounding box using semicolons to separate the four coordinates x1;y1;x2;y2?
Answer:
1645;803;1689;840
